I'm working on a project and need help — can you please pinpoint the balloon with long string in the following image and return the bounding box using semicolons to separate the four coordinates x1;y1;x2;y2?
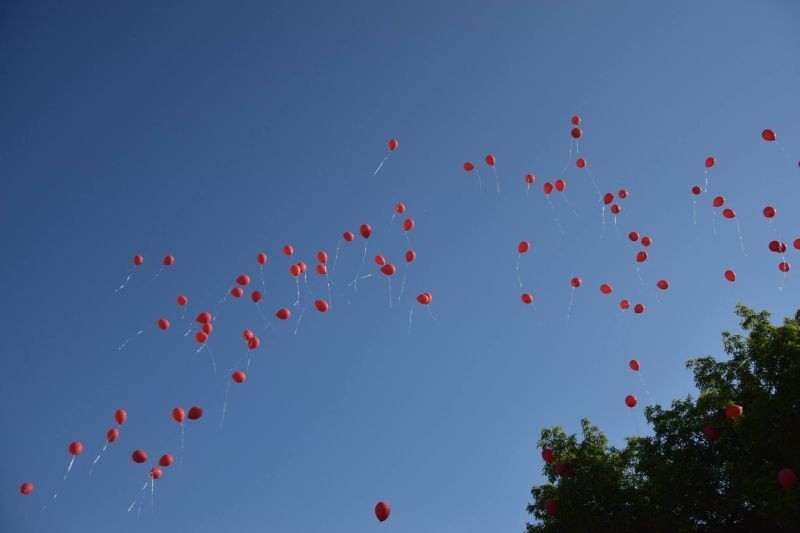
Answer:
380;263;396;308
48;440;83;505
564;115;581;167
566;276;581;319
575;157;601;197
289;263;302;306
176;294;189;331
388;202;405;231
711;194;725;234
147;254;174;285
257;252;268;292
90;427;121;474
524;173;535;196
485;154;500;194
397;249;415;300
221;370;247;427
703;156;715;191
542;182;564;234
554;178;579;217
516;240;531;288
690;185;702;224
374;138;398;176
409;292;436;329
761;128;795;166
628;359;656;406
332;230;354;272
402;217;414;246
601;192;614;234
721;207;747;256
464;161;482;192
351;224;372;292
115;254;144;292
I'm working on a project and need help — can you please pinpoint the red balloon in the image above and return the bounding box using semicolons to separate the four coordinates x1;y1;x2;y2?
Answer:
794;239;800;250
518;241;531;254
712;195;725;208
343;231;355;242
157;318;170;330
544;498;558;516
133;255;144;266
722;208;735;219
316;264;328;275
163;255;175;266
132;450;148;464
20;482;34;495
289;264;301;277
276;308;291;320
629;359;640;371
416;293;431;305
555;179;566;192
570;127;582;139
763;206;776;218
724;404;743;419
724;269;736;282
380;264;396;276
403;218;415;232
778;468;797;489
201;322;213;335
625;395;637;408
463;161;474;172
543;182;554;195
236;274;251;286
628;231;639;242
106;428;119;443
283;245;294;256
521;292;533;304
762;128;776;141
374;256;386;269
634;303;645;314
68;441;83;456
618;189;628;199
172;407;185;423
230;287;244;298
251;290;262;303
576;158;586;169
691;185;702;195
636;251;648;263
375;501;391;522
405;250;416;263
619;299;630;310
232;370;246;383
388;138;398;151
314;299;329;312
485;154;496;166
196;312;211;324
176;295;188;306
570;276;582;288
195;331;208;344
705;156;715;168
703;425;720;443
394;202;406;214
571;115;580;126
657;279;669;290
541;448;554;464
242;329;254;341
525;173;535;184
159;454;174;467
610;204;621;215
257;252;267;265
187;406;203;420
115;409;127;425
641;236;652;247
360;224;372;239
779;261;791;273
600;283;612;295
603;192;614;205
247;336;260;350
298;261;307;274
317;250;328;264
149;467;163;479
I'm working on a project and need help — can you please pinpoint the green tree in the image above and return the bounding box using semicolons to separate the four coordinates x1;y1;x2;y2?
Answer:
526;305;800;531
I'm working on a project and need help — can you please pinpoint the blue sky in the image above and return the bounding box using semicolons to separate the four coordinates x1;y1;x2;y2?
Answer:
1;1;799;531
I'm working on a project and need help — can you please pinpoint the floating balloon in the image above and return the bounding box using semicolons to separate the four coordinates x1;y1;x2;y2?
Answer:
485;154;496;166
316;264;327;275
618;189;628;199
106;428;119;443
115;409;127;425
629;359;640;371
69;441;84;456
380;264;396;276
763;206;776;218
236;274;251;286
187;406;203;420
343;231;355;242
541;448;554;464
283;245;294;256
713;196;725;208
251;290;262;303
163;255;174;266
778;468;797;489
628;231;639;242
641;236;652;247
634;303;645;314
722;208;735;219
289;264;301;277
403;218;415;232
375;501;391;522
195;331;208;344
525;173;535;184
724;269;736;282
298;262;307;274
149;467;163;480
518;241;531;254
570;277;582;288
394;202;405;214
242;329;254;341
691;185;702;195
600;283;612;295
636;251;648;263
543;182;554;195
463;162;474;172
314;299;329;312
133;255;144;266
610;204;621;215
576;158;586;168
157;319;170;332
360;224;372;239
657;279;669;290
724;404;743;419
201;322;213;335
230;287;244;298
276;308;291;320
705;156;715;168
570;127;582;139
132;450;148;464
603;193;614;205
416;293;432;305
176;295;188;306
257;252;267;265
316;250;328;264
20;482;34;495
172;407;185;423
779;261;791;273
196;312;211;324
571;115;580;126
762;128;776;142
374;255;386;266
388;138;398;151
555;178;566;192
159;454;174;467
521;293;533;304
794;239;800;250
625;395;637;408
544;498;558;516
232;370;246;383
620;299;630;310
247;336;260;350
405;250;416;262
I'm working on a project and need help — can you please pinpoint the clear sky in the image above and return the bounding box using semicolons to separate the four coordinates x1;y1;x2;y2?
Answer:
1;1;799;531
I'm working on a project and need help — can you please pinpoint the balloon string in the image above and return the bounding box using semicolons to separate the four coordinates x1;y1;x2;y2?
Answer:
373;151;390;176
114;270;134;292
352;241;369;292
546;196;565;235
220;380;232;428
117;328;144;351
293;277;301;307
387;277;392;309
585;168;601;198
145;265;165;286
293;305;308;335
398;264;408;300
259;264;266;293
332;238;343;273
566;287;575;320
408;305;414;332
637;372;655;406
302;272;313;297
692;198;697;225
89;443;110;475
560;192;579;218
475;169;483;193
515;254;523;288
207;345;217;376
426;305;439;324
492;166;500;195
735;219;747;256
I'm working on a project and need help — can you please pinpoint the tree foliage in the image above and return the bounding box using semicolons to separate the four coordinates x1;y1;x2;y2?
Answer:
526;305;800;531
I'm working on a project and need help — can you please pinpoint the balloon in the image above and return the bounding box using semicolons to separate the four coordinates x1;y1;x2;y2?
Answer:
343;231;355;242
795;239;800;250
202;322;213;335
375;501;391;522
724;404;743;419
576;157;586;168
600;283;612;295
763;206;776;218
620;299;630;310
691;185;702;195
107;428;119;443
380;264;396;276
570;127;582;139
521;293;533;304
232;370;246;383
157;319;170;333
159;454;174;467
403;218;415;232
283;245;294;256
555;179;566;192
463;162;474;172
395;202;405;214
722;208;735;219
634;303;645;314
149;467;163;479
603;192;614;205
541;448;554;464
172;407;185;423
629;359;640;371
236;274;251;286
251;290;262;303
360;224;372;239
242;329;254;341
132;450;148;464
69;441;83;456
133;255;144;266
571;115;580;126
163;255;175;266
20;482;34;495
374;255;386;266
525;173;535;184
187;406;203;420
705;157;715;168
195;331;208;344
289;264;301;277
570;277;582;288
176;295;188;306
416;293;431;305
485;154;496;166
762;128;776;141
405;250;416;262
115;409;128;425
298;262;307;274
230;287;244;298
544;498;558;516
555;463;571;477
518;241;531;254
712;196;725;208
314;299;329;312
641;236;652;247
724;269;736;282
625;395;637;408
636;251;648;263
317;250;328;264
779;261;791;273
542;182;554;196
778;468;797;489
628;231;639;242
610;204;621;215
196;312;211;324
657;279;669;290
276;308;291;320
388;138;398;151
247;336;260;350
618;189;628;199
257;252;267;265
703;425;720;443
316;264;328;275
